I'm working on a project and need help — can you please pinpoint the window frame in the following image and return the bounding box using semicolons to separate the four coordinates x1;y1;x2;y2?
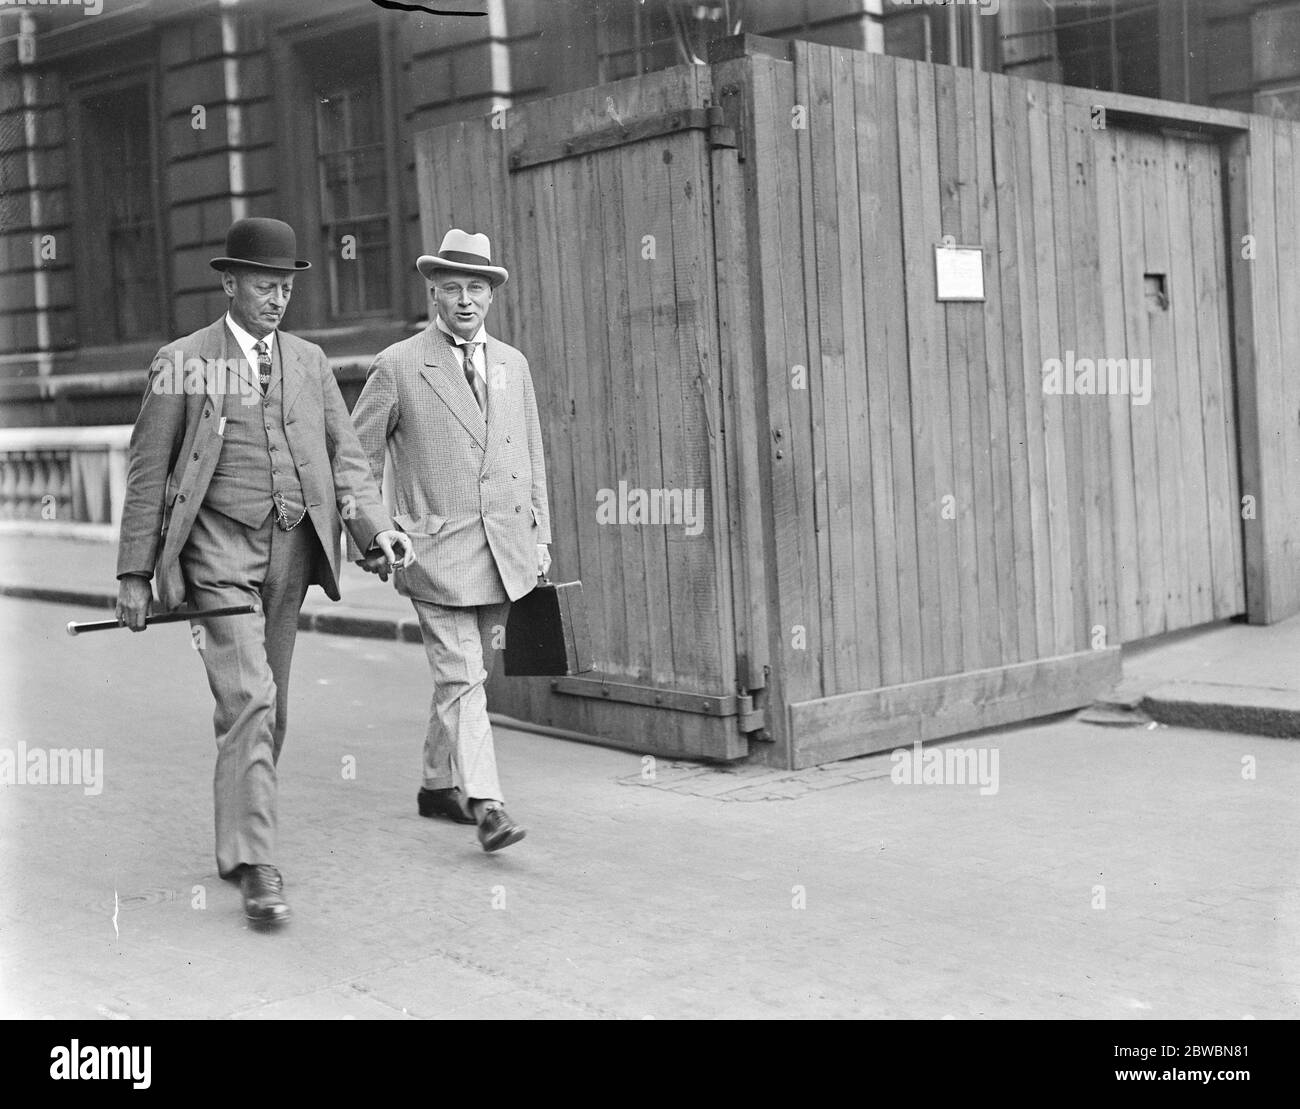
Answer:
66;64;171;346
272;14;405;331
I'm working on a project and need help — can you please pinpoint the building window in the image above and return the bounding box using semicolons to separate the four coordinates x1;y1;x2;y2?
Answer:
1055;0;1160;99
307;44;392;319
596;1;739;82
74;81;165;343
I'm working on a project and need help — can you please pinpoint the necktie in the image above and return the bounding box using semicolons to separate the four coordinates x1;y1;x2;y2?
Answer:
254;339;272;391
462;341;486;413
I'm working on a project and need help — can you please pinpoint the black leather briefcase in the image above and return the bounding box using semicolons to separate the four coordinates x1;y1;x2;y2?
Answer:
503;576;594;676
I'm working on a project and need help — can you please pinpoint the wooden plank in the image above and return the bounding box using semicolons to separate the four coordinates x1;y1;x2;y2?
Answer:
1139;128;1190;634
1165;135;1215;628
664;125;730;691
974;70;1019;668
1013;81;1055;657
775;45;824;702
593;103;655;683
554;134;615;679
935;63;980;675
829;44;879;692
918;61;961;677
1115;128;1164;639
789;646;1122;768
896;59;947;680
956;66;1000;672
1047;82;1087;655
989;73;1037;663
619;123;674;685
856;51;914;688
793;41;836;695
1227;129;1270;623
709;55;772;693
1065;96;1114;653
1094;126;1141;646
1030;82;1073;657
1210;142;1247;616
751;53;821;708
1186;139;1243;621
1272;119;1300;616
804;41;857;694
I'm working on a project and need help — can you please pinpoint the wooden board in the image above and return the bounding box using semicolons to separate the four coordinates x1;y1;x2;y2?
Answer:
790;647;1122;769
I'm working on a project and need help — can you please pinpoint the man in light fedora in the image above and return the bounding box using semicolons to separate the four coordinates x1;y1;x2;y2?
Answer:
349;229;551;852
115;216;414;924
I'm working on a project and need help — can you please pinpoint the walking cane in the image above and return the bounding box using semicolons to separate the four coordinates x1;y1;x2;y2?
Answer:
66;604;260;636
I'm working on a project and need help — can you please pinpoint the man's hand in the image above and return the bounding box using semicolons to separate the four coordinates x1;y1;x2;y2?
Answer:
115;575;153;632
372;529;416;573
537;543;551;578
355;551;392;583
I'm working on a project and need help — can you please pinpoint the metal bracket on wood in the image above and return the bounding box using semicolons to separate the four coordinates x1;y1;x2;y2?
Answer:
509;106;736;172
550;674;765;733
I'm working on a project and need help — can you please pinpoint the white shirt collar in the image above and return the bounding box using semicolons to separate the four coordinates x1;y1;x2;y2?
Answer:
224;312;275;368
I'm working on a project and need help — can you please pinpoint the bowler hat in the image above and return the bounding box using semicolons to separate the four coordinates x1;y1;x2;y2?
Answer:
416;229;508;286
210;217;311;272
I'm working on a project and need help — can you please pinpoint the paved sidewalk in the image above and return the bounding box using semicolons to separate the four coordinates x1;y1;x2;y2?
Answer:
1;594;1296;1019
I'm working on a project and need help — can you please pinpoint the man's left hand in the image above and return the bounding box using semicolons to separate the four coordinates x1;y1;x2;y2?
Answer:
355;552;392;582
373;529;416;573
537;543;551;578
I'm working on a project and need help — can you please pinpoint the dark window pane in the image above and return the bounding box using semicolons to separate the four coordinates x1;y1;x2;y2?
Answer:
79;84;161;342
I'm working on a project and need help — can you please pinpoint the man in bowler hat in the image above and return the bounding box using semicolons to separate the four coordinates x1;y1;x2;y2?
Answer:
350;229;550;852
115;217;414;924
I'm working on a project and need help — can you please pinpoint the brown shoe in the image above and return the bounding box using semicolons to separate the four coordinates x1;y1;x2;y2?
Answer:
240;864;290;924
418;787;476;824
476;806;526;852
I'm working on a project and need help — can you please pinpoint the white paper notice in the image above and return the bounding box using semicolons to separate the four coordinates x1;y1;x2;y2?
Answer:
934;246;986;301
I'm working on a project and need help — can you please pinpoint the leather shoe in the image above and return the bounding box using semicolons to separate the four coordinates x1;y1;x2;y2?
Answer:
418;786;476;824
240;864;290;924
477;806;526;852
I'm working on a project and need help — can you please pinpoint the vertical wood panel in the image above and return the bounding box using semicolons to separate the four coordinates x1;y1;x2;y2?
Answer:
1065;95;1113;651
975;71;1020;666
1115;130;1163;638
1165;136;1215;628
989;73;1038;663
792;42;834;695
1049;85;1088;655
1013;82;1055;656
805;41;856;694
830;46;880;691
1187;140;1241;621
957;68;1001;671
1093;124;1142;645
1272;120;1300;613
858;52;919;687
756;53;821;705
1140;130;1189;634
895;58;946;680
1033;82;1074;657
935;65;982;674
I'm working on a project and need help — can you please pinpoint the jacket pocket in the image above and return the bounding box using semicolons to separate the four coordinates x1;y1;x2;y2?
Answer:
394;511;448;536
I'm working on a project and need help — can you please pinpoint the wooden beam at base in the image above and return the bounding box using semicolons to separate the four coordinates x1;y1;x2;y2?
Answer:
788;647;1121;769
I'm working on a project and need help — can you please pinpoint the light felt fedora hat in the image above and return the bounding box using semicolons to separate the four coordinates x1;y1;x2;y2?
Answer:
210;217;311;272
416;229;508;287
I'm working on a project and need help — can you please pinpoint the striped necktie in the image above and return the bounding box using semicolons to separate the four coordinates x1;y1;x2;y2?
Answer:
461;340;486;413
254;339;272;391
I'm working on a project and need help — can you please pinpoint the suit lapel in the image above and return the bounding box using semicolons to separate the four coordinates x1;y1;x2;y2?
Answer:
280;332;306;417
482;336;510;461
419;326;487;448
201;320;231;411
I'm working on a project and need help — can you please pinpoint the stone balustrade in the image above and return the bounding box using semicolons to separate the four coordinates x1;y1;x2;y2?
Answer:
0;427;133;526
